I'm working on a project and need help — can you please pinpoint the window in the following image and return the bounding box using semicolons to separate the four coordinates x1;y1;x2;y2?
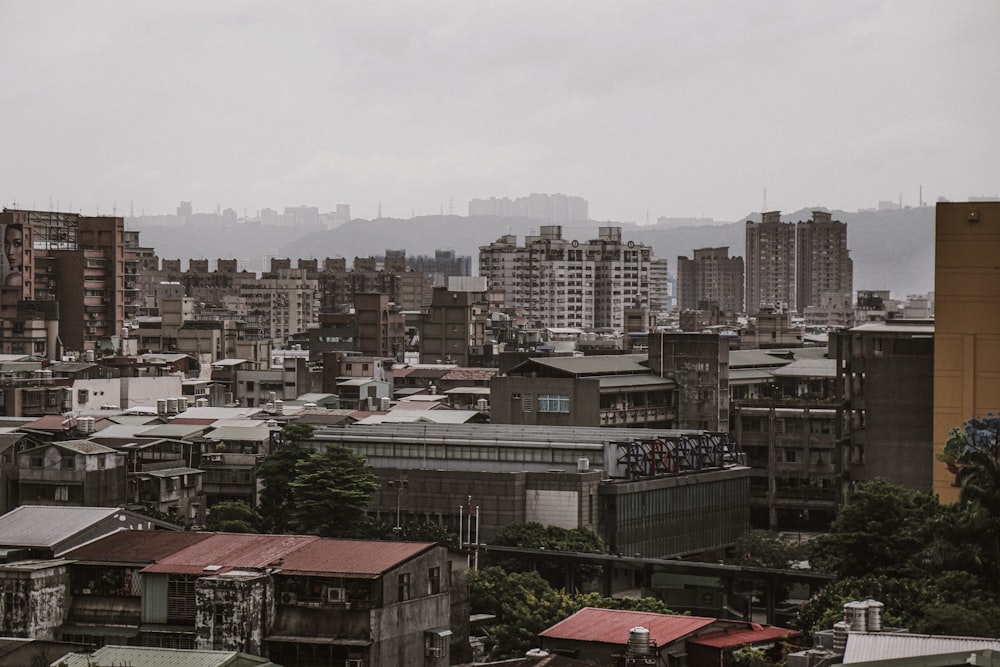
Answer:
538;394;570;413
428;566;441;595
521;394;534;412
397;572;411;601
55;486;69;501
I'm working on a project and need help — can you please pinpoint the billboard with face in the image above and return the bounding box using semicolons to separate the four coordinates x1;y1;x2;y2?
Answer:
2;223;25;286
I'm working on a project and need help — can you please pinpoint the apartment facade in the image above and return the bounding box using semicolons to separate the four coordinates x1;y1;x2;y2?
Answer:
745;211;796;314
795;211;853;312
676;247;744;316
479;225;657;330
933;202;1000;503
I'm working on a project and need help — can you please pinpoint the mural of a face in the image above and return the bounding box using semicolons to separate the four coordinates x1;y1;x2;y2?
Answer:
3;224;24;286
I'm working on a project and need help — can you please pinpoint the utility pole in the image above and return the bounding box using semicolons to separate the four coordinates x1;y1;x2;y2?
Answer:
388;479;408;538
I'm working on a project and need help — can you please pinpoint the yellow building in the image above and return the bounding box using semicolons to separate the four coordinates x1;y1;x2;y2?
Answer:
934;202;1000;502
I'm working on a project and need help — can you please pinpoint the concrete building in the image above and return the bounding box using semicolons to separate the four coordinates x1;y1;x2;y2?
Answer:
746;211;796;314
479;226;655;330
676;247;744;316
648;332;730;431
490;354;676;429
419;288;489;367
933;202;1000;502
51;531;465;665
240;261;318;345
16;440;127;508
313;422;749;560
834;321;934;493
795;211;853;312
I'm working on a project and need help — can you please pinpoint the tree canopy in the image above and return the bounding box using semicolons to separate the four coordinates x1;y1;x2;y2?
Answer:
256;443;313;534
205;500;258;533
288;446;380;538
486;522;605;589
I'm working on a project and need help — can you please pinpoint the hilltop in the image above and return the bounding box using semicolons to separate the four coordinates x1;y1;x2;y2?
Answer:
132;205;934;297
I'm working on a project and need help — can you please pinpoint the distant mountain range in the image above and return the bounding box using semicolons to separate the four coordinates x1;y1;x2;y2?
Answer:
132;205;935;297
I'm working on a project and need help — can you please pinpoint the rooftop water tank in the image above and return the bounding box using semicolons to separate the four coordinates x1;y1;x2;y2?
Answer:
628;627;652;656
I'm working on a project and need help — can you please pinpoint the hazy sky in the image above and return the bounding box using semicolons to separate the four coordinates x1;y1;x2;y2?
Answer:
1;2;998;223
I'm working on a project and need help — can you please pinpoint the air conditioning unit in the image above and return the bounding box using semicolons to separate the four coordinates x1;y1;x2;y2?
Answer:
345;659;362;667
204;454;223;463
325;586;346;603
280;591;297;605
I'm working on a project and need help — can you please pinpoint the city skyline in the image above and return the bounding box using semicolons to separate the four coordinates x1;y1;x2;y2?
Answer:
1;2;997;224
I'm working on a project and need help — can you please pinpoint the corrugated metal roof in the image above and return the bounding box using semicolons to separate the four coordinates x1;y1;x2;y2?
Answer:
444;386;491;395
21;415;78;430
598;374;675;389
843;632;1000;663
204;425;270;442
62;530;215;563
728;350;796;369
440;368;498;381
354;410;484;425
141;533;321;575
140;533;436;579
58;645;272;667
539;607;716;646
0;506;123;547
277;538;436;578
771;358;837;378
729;368;775;383
139;423;209;438
47;439;118;455
687;623;799;648
144;467;203;478
521;354;650;376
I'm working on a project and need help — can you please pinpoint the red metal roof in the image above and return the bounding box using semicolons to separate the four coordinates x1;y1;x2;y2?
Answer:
687;624;800;649
21;415;79;430
62;530;215;563
540;608;717;646
277;538;437;578
141;533;320;575
138;533;438;578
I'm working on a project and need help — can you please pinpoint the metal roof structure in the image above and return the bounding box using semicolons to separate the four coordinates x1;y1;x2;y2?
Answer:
204;425;271;442
142;533;320;576
171;406;265;420
140;533;438;579
353;410;485;425
57;645;277;667
139;423;209;439
62;530;215;564
540;607;716;646
843;632;1000;664
276;538;436;578
687;623;799;648
19;439;117;455
771;357;838;378
511;354;651;376
598;374;675;389
0;506;140;548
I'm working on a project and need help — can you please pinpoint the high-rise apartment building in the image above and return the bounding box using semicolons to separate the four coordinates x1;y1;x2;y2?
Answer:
1;209;128;354
745;210;852;316
933;202;1000;503
478;225;655;330
796;211;853;311
745;211;796;314
676;247;744;315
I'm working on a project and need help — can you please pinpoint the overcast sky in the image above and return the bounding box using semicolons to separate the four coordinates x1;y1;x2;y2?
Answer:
1;2;997;223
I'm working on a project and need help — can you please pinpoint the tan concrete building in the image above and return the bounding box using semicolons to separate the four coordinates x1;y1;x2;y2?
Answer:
933;202;1000;503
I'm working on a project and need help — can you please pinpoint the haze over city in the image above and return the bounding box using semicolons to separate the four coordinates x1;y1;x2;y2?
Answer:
2;1;998;224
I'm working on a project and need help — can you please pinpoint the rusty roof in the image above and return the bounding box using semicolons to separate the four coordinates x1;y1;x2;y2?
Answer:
141;533;320;575
276;538;437;578
687;623;799;649
138;533;439;578
62;530;215;564
540;607;717;647
439;368;498;381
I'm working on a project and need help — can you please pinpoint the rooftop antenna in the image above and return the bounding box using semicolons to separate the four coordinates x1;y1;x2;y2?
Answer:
762;187;768;214
377;201;382;219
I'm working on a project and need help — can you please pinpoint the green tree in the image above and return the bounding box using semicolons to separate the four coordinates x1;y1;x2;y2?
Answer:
288;446;380;538
281;422;316;444
809;478;944;579
486;522;605;590
205;500;258;533
469;566;677;659
256;443;312;533
791;575;932;637
940;415;1000;592
724;530;809;609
